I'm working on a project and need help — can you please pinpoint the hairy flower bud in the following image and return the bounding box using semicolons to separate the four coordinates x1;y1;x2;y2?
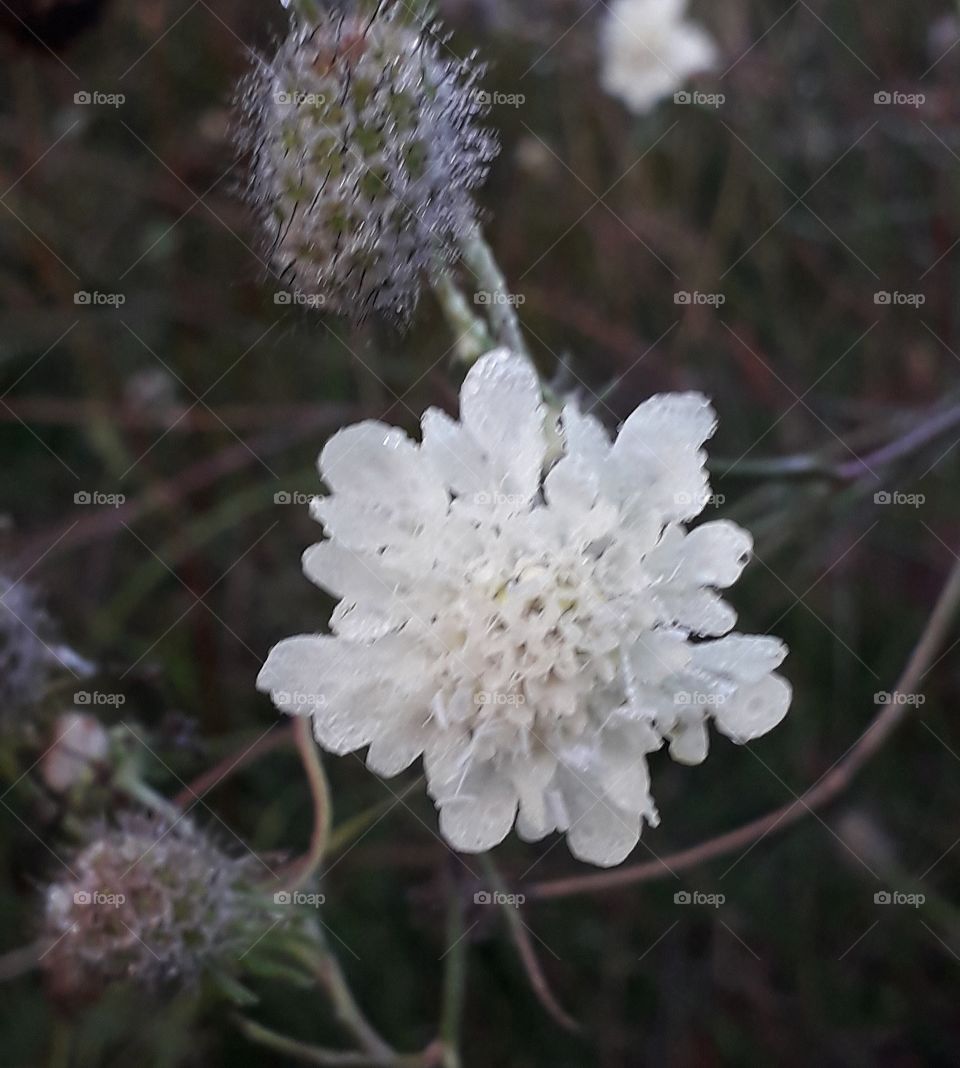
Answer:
237;0;498;321
41;814;275;992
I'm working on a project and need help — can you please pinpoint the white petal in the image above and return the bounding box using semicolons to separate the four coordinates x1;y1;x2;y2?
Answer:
421;408;491;499
436;769;518;853
647;520;753;590
689;634;788;683
668;717;710;765
366;720;427;777
561;403;611;471
714;674;792;742
320;422;447;516
652;586;737;636
459;349;546;503
612;393;716;521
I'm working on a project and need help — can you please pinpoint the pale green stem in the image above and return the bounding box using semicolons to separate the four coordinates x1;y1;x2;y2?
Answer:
458;226;530;359
234;1015;426;1067
439;885;467;1068
431;269;495;367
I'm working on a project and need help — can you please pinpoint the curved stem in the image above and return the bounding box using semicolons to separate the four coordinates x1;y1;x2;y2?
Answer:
528;553;960;901
285;717;333;890
234;1016;426;1067
173;725;295;808
431;269;494;367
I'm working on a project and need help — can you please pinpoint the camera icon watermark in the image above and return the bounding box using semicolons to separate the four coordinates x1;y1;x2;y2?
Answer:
275;291;326;309
874;490;925;508
874;291;925;307
74;889;125;908
473;890;525;908
74;90;126;108
273;890;326;907
874;90;925;108
74;290;126;308
474;290;525;307
674;290;726;307
674;890;725;908
74;490;125;508
874;690;925;708
674;89;725;108
874;889;924;908
74;690;126;708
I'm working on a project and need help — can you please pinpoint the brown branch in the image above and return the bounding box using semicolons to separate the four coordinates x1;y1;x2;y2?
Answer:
173;724;295;808
528;553;960;902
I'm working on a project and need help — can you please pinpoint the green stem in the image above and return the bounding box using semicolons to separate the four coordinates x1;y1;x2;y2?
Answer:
439;883;467;1068
458;226;529;359
431;270;494;367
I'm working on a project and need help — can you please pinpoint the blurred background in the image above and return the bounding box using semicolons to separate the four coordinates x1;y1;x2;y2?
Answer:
1;0;960;1064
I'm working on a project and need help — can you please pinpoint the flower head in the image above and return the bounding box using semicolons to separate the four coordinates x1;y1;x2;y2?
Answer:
258;350;791;867
599;0;718;115
237;0;497;321
42;813;271;991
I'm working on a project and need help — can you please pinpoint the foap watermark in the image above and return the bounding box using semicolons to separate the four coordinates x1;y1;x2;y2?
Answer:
74;491;125;509
274;491;322;506
274;890;326;908
74;889;126;908
474;290;525;307
474;890;525;908
74;90;126;108
675;290;726;308
74;690;126;708
874;690;926;708
674;890;725;908
274;691;327;712
475;89;526;109
874;291;925;308
674;89;725;109
675;491;725;509
473;491;526;507
874;890;924;908
276;91;327;107
675;692;727;708
275;291;326;309
874;491;925;508
75;290;126;308
874;90;925;109
475;691;526;708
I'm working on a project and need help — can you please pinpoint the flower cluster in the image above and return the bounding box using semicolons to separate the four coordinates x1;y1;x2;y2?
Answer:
258;349;791;867
237;0;497;321
599;0;718;114
42;814;272;991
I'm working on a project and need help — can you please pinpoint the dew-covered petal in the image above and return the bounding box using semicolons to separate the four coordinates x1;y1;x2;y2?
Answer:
647;520;753;590
320;422;447;516
612;393;716;521
689;634;789;684
421;407;490;500
437;768;519;853
459;349;546;503
667;716;710;765
714;674;792;742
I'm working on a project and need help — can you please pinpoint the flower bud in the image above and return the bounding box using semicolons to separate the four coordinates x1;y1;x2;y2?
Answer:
237;0;497;321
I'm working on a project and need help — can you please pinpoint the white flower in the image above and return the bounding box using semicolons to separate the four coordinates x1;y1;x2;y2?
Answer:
599;0;718;115
258;350;791;867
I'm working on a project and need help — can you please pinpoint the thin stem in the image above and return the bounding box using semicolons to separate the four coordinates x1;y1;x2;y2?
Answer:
439;880;467;1068
173;725;295;808
314;946;395;1061
478;856;578;1033
234;1016;425;1067
431;269;494;367
285;718;333;890
528;553;960;901
458;225;529;359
